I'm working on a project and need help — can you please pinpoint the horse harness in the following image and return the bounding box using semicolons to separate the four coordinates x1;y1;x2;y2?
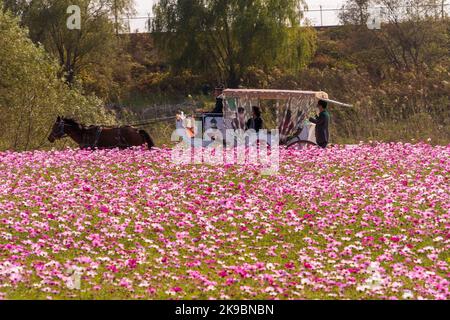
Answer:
81;126;130;149
81;126;103;149
55;119;134;149
55;120;67;139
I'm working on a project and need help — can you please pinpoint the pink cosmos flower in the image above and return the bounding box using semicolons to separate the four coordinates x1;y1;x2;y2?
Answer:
304;263;313;269
284;262;295;269
391;236;401;243
127;259;137;269
218;270;228;278
0;143;448;300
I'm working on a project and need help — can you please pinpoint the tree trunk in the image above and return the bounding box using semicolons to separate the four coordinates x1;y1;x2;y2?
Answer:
227;70;240;88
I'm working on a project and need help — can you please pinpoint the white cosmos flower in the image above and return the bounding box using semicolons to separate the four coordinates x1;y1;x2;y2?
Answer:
66;266;82;290
402;290;414;299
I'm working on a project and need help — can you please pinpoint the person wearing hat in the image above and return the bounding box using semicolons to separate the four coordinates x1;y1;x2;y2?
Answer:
309;100;330;148
210;84;225;114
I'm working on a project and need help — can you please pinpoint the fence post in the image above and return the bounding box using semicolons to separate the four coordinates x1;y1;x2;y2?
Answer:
443;0;446;19
114;0;119;36
320;5;323;26
147;14;152;33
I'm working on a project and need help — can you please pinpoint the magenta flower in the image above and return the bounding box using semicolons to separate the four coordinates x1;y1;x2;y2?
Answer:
0;143;448;299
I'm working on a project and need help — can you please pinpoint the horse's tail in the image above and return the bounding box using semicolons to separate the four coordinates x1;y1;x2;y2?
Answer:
139;129;155;150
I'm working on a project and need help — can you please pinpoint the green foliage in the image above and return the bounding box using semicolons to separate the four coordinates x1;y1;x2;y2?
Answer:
269;65;450;145
152;0;316;87
5;0;134;101
339;0;371;25
276;27;317;73
0;9;115;151
340;0;449;72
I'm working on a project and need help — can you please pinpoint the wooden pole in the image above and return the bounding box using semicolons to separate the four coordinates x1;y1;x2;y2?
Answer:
114;0;119;36
320;5;323;26
443;0;446;19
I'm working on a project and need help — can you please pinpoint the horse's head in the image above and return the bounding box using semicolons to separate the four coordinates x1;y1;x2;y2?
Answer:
48;116;67;143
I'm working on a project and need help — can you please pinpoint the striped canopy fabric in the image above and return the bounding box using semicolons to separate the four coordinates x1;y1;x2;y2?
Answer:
223;89;330;144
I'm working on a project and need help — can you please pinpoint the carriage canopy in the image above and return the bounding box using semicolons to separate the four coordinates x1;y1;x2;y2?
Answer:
222;89;327;144
221;89;351;145
222;89;329;100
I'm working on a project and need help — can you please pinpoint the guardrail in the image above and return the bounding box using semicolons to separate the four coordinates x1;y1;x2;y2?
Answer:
120;3;450;32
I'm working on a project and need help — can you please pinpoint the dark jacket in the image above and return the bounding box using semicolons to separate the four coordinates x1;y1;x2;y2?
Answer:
246;117;263;133
211;95;224;114
309;111;330;145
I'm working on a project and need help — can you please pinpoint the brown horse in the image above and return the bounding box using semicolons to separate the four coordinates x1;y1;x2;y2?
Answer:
48;117;155;150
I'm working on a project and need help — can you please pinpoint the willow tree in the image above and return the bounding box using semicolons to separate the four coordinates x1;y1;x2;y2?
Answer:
2;0;134;100
152;0;315;87
0;8;115;151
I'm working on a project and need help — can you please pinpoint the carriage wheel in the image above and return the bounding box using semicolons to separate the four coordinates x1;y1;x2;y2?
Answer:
286;139;317;150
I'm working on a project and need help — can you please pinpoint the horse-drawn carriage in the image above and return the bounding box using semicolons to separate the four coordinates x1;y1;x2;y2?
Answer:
47;89;350;150
176;89;351;148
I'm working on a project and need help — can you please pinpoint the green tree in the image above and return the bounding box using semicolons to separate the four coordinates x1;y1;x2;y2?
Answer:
339;0;449;71
1;0;28;16
3;0;134;100
0;7;115;151
152;0;315;87
339;0;371;26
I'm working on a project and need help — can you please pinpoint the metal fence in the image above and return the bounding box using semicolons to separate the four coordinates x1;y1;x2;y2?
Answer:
121;3;450;33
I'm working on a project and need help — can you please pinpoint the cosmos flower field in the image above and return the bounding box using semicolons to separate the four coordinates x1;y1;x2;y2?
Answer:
0;143;448;300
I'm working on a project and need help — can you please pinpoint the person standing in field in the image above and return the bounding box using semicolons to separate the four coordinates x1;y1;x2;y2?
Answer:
309;100;330;148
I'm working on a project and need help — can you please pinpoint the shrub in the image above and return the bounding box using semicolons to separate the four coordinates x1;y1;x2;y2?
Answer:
0;9;115;151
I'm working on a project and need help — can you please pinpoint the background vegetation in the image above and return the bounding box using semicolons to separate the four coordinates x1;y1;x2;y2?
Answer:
0;0;449;150
0;8;115;151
